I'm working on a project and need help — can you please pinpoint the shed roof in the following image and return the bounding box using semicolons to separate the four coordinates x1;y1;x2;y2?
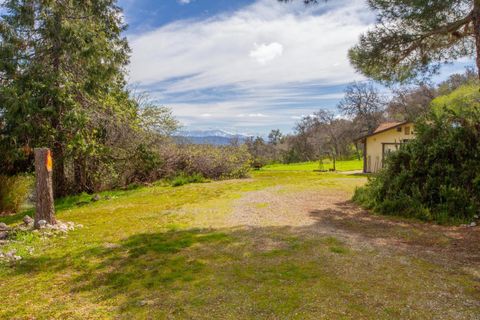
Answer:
373;122;405;133
356;121;411;141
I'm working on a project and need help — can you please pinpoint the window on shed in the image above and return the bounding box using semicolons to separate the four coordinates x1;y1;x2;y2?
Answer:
396;127;402;132
405;126;411;135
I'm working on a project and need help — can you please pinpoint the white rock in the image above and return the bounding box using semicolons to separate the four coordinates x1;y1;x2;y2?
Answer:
470;222;477;227
0;223;9;231
37;220;47;228
13;255;22;261
474;215;479;219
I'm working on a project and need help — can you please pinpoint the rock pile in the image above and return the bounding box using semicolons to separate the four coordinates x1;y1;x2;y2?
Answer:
0;216;83;263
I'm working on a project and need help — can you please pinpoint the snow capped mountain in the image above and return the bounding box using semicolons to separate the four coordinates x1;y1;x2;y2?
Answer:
174;129;252;145
178;129;250;139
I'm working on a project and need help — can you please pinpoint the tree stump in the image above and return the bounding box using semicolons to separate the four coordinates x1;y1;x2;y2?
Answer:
34;148;56;228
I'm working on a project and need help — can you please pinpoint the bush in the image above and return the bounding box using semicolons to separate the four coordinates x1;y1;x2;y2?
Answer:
354;85;480;224
170;173;206;187
0;175;34;214
120;142;251;187
155;144;251;180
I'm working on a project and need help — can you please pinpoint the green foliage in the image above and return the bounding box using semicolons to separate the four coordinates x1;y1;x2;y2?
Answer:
170;173;207;187
431;83;480;115
354;86;480;223
139;104;179;136
0;0;143;196
349;0;476;83
126;144;165;184
0;175;33;214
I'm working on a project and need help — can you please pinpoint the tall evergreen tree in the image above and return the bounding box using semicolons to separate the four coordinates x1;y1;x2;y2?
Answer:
0;0;132;196
349;0;480;83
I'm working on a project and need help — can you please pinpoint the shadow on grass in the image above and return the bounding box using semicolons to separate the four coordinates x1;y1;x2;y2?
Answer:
4;209;480;318
12;229;236;308
308;201;480;265
9;225;361;317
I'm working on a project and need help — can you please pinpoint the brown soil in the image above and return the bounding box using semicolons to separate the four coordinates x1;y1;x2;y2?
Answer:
227;186;480;276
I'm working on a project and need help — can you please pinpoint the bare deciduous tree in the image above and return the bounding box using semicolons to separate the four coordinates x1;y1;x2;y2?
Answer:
337;82;386;135
387;84;437;121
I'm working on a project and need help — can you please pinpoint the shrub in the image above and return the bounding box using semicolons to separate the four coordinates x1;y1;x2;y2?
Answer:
354;85;480;224
0;174;34;214
127;144;164;184
170;173;206;187
157;144;251;180
120;142;251;187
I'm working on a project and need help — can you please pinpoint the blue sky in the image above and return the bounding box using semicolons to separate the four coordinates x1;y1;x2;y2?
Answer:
119;0;474;136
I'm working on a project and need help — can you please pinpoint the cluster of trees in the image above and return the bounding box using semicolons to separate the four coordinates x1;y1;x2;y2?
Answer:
0;0;147;197
245;69;476;167
0;0;251;208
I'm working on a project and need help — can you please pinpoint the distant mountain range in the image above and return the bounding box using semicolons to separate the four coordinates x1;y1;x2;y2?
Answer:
174;129;252;145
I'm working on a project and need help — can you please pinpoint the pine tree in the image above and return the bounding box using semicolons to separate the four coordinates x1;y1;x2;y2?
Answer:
0;0;132;196
349;0;480;83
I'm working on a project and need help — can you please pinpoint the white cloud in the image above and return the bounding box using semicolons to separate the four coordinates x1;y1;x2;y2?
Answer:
238;113;269;118
177;0;192;4
127;0;375;134
249;42;284;64
129;0;372;92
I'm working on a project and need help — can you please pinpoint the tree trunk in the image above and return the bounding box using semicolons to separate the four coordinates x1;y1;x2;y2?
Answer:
473;0;480;79
34;148;56;228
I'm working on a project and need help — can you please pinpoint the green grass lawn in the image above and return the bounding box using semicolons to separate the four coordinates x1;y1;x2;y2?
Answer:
261;159;363;172
0;171;478;319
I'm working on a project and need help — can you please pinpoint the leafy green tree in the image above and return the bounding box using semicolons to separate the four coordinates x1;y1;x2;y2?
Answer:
0;0;131;196
349;0;480;83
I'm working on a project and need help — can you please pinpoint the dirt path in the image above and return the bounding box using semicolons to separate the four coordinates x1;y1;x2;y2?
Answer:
227;185;480;278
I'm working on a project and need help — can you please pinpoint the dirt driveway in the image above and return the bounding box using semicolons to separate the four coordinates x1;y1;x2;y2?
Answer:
227;185;480;278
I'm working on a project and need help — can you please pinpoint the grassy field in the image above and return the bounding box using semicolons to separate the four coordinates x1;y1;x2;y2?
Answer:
0;171;478;319
261;159;363;172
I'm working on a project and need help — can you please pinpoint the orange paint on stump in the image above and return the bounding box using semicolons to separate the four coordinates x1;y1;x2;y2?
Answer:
46;150;53;172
